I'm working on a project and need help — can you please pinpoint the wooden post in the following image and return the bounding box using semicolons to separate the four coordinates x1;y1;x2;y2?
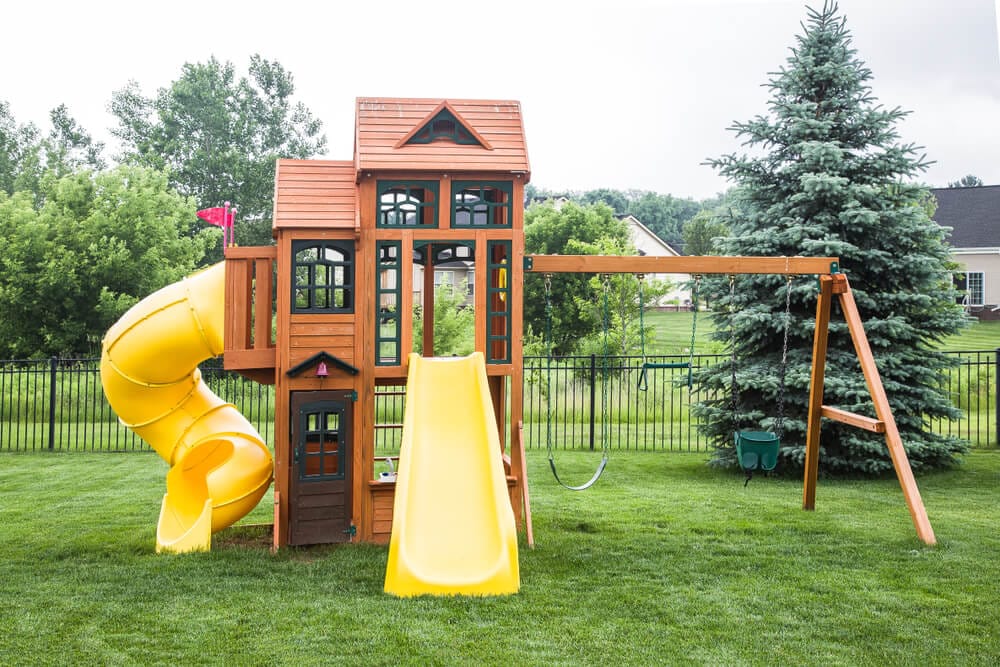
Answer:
803;275;834;510
837;276;936;546
422;244;434;357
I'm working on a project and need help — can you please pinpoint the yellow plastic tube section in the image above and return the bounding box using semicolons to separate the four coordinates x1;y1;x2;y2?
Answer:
384;352;519;596
100;262;273;553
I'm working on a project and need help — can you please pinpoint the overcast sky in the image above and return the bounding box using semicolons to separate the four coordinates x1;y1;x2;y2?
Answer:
3;0;998;200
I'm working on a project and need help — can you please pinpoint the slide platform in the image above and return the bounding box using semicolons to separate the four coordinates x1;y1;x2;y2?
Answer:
100;262;273;553
384;353;519;597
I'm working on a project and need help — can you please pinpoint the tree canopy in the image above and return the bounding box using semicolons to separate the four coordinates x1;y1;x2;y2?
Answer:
110;55;327;254
697;1;967;475
0;166;210;357
523;201;631;355
947;174;983;188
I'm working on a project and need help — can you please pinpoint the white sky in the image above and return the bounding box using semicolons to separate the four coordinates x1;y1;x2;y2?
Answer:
3;0;998;199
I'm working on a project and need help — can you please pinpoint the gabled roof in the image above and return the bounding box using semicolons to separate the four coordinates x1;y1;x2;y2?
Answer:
355;97;530;176
931;185;1000;249
273;160;357;231
620;214;682;257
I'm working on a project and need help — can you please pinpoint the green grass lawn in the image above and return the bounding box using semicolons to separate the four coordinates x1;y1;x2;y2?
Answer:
2;450;998;665
643;310;1000;354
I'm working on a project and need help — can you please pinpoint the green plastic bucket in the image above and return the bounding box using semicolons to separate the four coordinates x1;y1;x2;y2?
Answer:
735;431;779;471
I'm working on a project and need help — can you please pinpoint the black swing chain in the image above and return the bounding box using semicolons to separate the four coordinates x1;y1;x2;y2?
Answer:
543;274;554;462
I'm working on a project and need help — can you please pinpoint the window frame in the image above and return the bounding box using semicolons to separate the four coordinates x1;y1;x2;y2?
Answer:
291;239;355;314
451;181;513;228
376;180;440;228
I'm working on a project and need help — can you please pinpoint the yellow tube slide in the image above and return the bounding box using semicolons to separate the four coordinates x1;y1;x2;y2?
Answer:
384;352;519;596
100;262;273;553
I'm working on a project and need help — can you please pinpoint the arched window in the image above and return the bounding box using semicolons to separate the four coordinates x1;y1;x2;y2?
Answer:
452;181;512;227
292;240;354;313
377;181;438;227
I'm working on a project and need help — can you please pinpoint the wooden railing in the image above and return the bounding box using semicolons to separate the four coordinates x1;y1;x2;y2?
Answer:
224;246;277;382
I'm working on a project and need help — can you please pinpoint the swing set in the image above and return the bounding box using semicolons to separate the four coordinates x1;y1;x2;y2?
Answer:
527;253;937;546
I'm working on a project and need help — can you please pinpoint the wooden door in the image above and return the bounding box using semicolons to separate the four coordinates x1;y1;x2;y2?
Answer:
288;391;354;546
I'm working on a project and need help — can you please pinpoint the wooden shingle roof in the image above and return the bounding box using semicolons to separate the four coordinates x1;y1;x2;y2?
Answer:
355;97;530;176
272;160;357;230
931;185;1000;248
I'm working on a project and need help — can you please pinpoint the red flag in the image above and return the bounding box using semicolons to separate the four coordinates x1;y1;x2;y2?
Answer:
197;207;232;227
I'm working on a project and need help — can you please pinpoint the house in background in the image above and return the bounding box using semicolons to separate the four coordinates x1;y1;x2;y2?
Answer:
620;214;692;308
932;184;1000;319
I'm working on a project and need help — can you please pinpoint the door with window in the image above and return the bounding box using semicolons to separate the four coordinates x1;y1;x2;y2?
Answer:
288;391;353;546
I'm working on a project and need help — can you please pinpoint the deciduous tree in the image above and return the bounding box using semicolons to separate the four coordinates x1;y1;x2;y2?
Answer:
110;55;326;254
523;202;631;355
0;166;210;356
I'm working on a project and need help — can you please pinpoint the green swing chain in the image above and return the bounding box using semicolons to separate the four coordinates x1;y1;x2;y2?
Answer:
686;276;701;387
729;274;793;433
637;274;700;391
729;275;739;430
638;273;648;365
775;275;793;438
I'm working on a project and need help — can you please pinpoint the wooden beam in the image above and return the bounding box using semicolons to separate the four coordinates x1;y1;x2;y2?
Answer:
837;275;936;546
803;275;834;510
820;406;886;433
525;255;839;275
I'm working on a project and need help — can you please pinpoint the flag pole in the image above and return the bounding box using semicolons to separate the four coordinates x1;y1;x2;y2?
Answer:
224;201;231;248
230;206;237;248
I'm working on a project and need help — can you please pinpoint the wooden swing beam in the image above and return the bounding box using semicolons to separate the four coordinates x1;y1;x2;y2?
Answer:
525;254;936;546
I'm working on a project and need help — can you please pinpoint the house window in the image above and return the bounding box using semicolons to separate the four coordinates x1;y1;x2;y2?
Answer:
292;240;354;313
957;271;985;307
452;181;512;227
377;181;438;227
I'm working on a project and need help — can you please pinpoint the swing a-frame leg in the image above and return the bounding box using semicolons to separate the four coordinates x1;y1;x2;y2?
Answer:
803;274;936;546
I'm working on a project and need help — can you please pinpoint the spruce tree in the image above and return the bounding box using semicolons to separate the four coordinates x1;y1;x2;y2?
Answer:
696;2;968;474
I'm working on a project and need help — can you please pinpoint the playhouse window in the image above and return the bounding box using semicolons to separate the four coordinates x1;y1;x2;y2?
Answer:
486;241;512;364
406;108;481;146
376;241;402;366
298;403;346;481
378;181;438;227
292;240;354;313
452;181;512;227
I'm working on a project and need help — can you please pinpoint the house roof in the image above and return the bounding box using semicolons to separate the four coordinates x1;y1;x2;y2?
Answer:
620;214;682;257
931;185;1000;248
272;160;357;231
355;97;530;177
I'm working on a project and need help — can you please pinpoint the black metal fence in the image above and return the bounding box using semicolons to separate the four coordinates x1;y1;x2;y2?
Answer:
1;352;996;452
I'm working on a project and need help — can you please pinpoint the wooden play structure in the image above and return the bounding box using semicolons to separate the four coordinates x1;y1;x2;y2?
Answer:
223;98;531;549
220;97;935;550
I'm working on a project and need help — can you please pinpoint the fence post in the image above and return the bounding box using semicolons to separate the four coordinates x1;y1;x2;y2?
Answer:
589;354;596;451
995;348;999;447
48;356;57;451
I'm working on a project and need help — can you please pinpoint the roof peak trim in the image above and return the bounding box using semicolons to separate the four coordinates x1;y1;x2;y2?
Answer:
393;100;493;150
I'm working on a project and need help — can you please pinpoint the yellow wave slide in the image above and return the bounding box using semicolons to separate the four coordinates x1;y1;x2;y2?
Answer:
100;262;273;553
